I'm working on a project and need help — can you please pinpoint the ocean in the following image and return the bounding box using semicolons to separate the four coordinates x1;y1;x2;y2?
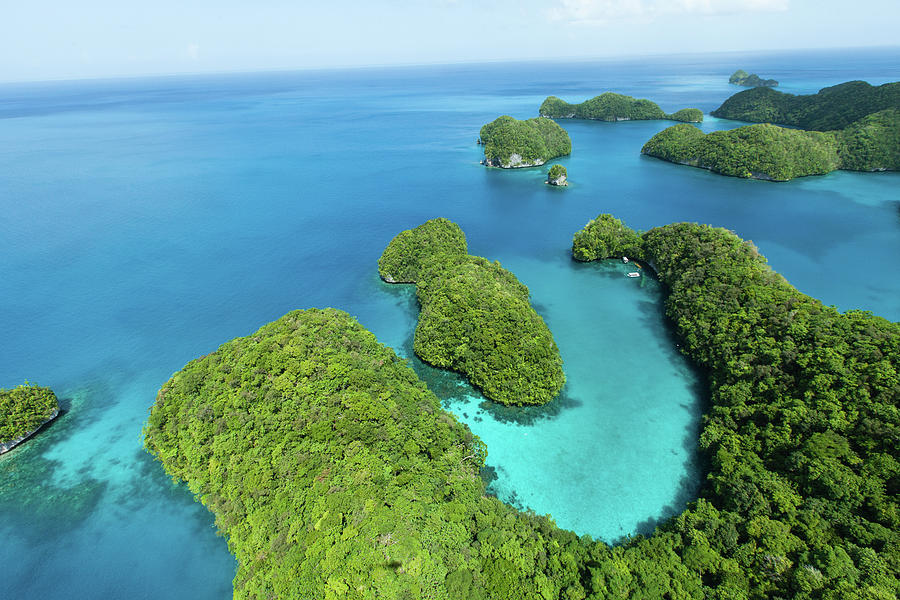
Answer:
1;47;898;598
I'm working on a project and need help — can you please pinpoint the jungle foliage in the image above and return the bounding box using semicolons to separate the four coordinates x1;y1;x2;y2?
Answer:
837;108;900;171
547;164;567;185
0;383;58;444
539;93;703;123
380;219;565;406
377;218;468;283
571;214;644;262
572;216;900;600
729;69;779;87
641;110;899;180
641;123;841;181
711;80;900;131
145;218;900;600
478;115;571;168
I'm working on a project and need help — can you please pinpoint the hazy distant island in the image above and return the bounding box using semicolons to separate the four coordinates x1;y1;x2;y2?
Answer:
379;218;565;405
711;80;900;130
144;215;899;600
478;115;571;168
641;107;899;181
539;93;703;123
0;383;59;454
546;164;568;186
728;69;778;87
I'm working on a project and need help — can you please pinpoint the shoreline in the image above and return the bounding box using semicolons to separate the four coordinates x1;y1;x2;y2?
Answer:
0;408;60;455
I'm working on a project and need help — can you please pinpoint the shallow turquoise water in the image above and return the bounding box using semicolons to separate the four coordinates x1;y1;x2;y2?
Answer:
1;48;898;597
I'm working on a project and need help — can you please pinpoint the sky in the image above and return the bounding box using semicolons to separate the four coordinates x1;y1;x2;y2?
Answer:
1;0;898;82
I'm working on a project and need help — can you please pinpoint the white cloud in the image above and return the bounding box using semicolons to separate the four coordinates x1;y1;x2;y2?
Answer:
187;42;200;60
548;0;788;24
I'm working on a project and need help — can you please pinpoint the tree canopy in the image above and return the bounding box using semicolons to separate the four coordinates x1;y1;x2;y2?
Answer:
711;80;900;131
0;383;58;447
641;110;899;180
380;219;565;406
539;93;703;123
377;218;468;283
547;164;568;185
146;217;900;600
479;115;571;168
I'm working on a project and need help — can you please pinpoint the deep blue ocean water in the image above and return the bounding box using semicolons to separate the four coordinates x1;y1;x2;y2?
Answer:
1;47;898;598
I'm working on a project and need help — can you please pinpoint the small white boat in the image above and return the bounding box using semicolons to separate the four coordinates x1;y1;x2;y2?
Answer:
626;272;641;278
622;256;629;263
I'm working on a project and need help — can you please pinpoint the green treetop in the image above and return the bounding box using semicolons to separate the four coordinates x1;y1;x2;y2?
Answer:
711;80;900;130
377;218;468;283
539;93;703;123
380;219;565;406
478;115;571;168
546;164;567;185
0;383;59;446
641;108;899;181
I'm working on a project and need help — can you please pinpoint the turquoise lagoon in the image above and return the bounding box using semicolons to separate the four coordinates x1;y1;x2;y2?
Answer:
1;47;899;598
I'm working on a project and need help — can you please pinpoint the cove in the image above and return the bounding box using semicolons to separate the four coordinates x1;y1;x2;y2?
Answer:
379;252;705;542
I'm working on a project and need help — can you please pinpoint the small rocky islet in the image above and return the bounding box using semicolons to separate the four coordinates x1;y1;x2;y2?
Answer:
728;69;778;87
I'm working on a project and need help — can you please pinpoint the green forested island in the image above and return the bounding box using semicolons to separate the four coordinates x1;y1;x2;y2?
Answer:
641;107;899;180
379;218;565;406
0;383;59;453
711;80;900;130
571;214;644;261
546;164;568;186
728;69;778;87
539;93;703;123
478;115;571;168
145;218;899;600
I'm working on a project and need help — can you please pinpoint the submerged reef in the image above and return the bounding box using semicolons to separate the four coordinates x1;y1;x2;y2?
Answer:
711;80;900;130
728;69;778;87
539;93;703;123
478;115;571;168
0;383;59;454
380;218;565;406
145;217;900;600
641;108;899;180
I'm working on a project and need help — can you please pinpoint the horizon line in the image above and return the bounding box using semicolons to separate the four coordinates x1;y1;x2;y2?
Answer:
1;43;897;86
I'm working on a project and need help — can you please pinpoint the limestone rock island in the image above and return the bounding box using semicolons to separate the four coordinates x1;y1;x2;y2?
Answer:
478;115;571;168
546;164;568;186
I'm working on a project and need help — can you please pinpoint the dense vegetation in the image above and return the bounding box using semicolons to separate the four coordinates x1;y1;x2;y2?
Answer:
377;218;468;283
0;383;59;447
146;218;899;600
641;123;841;181
729;69;778;87
539;93;703;123
380;219;565;406
546;164;568;185
571;214;643;261
478;115;571;168
642;110;899;180
145;308;489;599
570;215;900;599
711;80;900;131
837;108;900;171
